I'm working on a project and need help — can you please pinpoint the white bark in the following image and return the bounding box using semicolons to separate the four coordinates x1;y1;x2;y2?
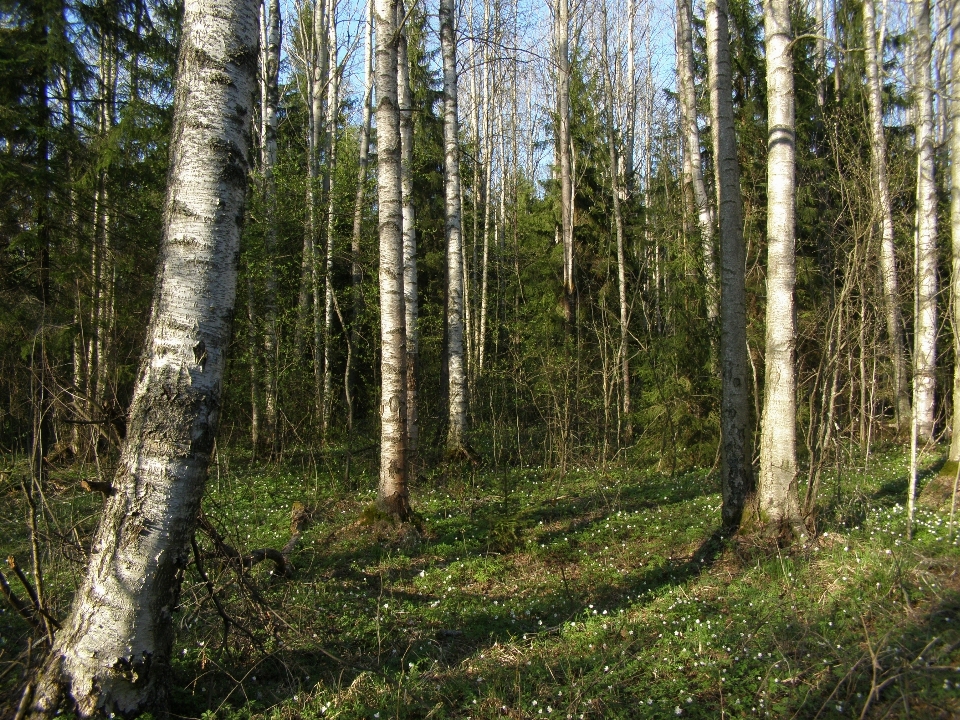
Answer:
557;0;574;322
375;0;410;518
347;0;374;431
29;0;257;712
912;0;938;442
706;0;753;529
398;0;418;461
261;0;281;443
322;0;339;438
864;0;911;429
950;0;960;461
602;1;631;441
677;0;718;322
441;0;468;451
758;0;802;532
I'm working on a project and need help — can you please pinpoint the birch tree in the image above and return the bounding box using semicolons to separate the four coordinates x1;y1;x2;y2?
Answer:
864;0;910;430
757;0;802;534
912;0;938;443
440;0;468;453
706;0;753;530
347;0;374;430
375;0;411;519
321;0;339;438
398;0;419;461
601;1;631;441
26;0;258;711
677;0;718;322
556;0;574;323
950;0;960;462
260;0;281;446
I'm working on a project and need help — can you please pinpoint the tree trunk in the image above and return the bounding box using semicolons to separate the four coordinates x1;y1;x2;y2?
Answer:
441;0;468;453
950;0;960;462
375;0;410;519
912;0;938;442
706;0;753;530
757;0;802;534
601;2;631;442
322;0;339;439
557;0;574;323
398;0;419;463
27;0;257;712
261;0;281;446
864;0;910;429
347;0;374;431
677;0;719;322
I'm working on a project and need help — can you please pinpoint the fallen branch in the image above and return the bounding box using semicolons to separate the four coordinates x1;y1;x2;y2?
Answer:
0;568;39;630
6;556;59;631
196;512;291;578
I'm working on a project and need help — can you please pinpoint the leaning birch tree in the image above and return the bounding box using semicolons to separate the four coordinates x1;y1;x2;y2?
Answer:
757;0;802;534
26;0;258;712
440;0;468;453
706;0;753;530
375;0;411;519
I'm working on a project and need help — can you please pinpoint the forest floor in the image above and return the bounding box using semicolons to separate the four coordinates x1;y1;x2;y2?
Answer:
1;445;960;719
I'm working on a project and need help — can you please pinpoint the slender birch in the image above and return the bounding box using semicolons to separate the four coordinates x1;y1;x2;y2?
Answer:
758;0;802;533
261;0;281;445
864;0;910;429
27;0;257;711
950;0;960;462
398;0;419;461
557;0;574;323
440;0;468;452
912;0;938;443
677;0;718;321
347;0;374;430
706;0;753;530
375;0;411;519
322;0;339;438
601;2;631;440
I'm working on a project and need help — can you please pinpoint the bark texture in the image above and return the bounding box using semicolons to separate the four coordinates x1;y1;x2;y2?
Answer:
28;0;257;713
677;0;718;321
951;0;960;461
375;0;411;519
398;0;419;462
556;0;574;323
864;0;910;429
706;0;753;530
440;0;468;452
912;0;938;443
757;0;802;533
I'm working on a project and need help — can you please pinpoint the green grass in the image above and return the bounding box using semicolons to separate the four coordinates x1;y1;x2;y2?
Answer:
2;447;960;718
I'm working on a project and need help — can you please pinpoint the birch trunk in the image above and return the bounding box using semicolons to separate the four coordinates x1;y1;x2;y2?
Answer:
398;0;418;462
757;0;802;534
347;0;374;431
864;0;910;429
312;0;328;420
677;0;718;322
261;0;281;445
440;0;468;452
27;0;257;711
706;0;753;530
375;0;411;519
322;0;339;438
950;1;960;461
912;0;938;442
601;2;631;441
557;0;574;323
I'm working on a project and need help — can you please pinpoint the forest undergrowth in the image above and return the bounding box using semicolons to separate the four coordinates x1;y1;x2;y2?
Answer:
1;446;959;719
